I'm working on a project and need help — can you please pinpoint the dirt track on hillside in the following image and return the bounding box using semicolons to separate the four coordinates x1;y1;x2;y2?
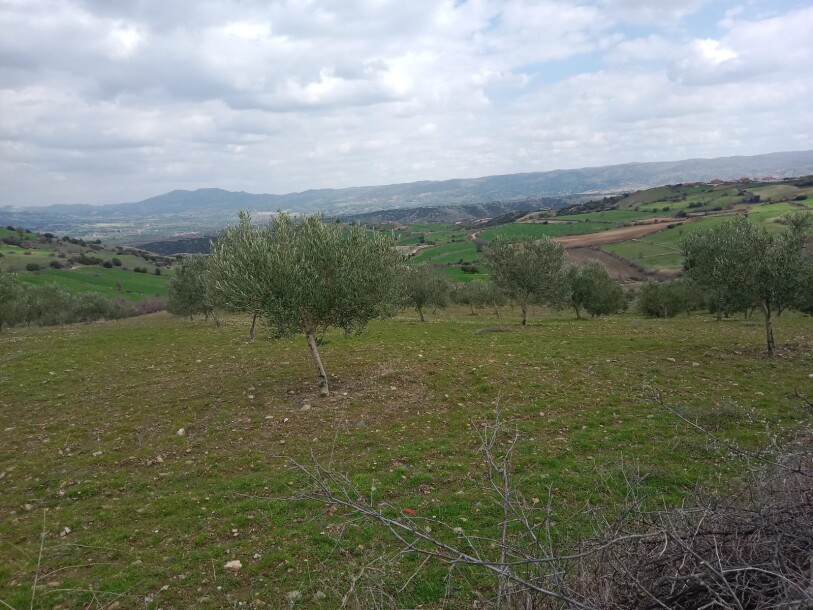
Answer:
554;220;686;248
565;247;681;282
564;248;644;281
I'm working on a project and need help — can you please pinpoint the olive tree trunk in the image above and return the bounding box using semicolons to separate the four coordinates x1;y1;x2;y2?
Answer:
306;332;329;396
761;301;775;357
248;313;257;342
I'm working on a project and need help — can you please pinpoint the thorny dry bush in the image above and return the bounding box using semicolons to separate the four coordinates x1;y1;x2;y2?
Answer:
281;391;813;609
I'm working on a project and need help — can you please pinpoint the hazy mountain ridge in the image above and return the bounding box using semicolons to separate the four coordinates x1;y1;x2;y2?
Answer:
2;150;812;238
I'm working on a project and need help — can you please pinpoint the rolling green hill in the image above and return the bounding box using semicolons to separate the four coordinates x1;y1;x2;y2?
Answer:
1;226;172;301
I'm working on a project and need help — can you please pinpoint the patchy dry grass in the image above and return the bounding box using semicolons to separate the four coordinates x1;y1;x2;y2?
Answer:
1;309;812;608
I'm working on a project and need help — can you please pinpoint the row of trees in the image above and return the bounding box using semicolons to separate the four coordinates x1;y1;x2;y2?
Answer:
399;256;625;323
167;214;633;395
0;272;137;331
165;211;812;393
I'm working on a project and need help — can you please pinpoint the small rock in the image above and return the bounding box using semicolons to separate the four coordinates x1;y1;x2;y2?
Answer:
808;373;813;378
356;420;366;427
666;357;676;363
253;553;262;560
313;591;327;601
195;359;202;363
692;362;700;367
160;585;169;591
286;590;302;604
300;404;311;411
92;451;103;457
24;503;33;511
59;526;71;537
224;559;242;572
265;415;273;420
453;527;464;534
176;428;185;436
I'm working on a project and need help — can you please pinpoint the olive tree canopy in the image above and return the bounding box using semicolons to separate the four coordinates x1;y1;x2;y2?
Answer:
564;261;625;318
485;235;567;326
400;264;449;322
209;212;403;396
167;255;218;324
682;213;811;356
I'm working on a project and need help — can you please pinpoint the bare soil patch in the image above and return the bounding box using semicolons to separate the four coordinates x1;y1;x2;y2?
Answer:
555;220;687;248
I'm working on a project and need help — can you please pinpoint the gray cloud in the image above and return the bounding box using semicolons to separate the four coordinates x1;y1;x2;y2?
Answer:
1;0;812;206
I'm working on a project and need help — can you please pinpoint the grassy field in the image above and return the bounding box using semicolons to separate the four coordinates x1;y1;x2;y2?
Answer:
1;309;811;608
555;210;654;223
602;203;813;271
0;246;57;272
479;222;609;240
18;267;168;302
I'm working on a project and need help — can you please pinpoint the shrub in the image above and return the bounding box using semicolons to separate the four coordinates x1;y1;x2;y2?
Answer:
49;260;62;269
111;258;122;266
102;261;113;268
25;263;41;272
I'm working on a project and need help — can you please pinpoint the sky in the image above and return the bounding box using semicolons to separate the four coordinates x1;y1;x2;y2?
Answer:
1;0;812;207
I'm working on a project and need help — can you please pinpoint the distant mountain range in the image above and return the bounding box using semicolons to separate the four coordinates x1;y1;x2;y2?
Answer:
2;149;812;239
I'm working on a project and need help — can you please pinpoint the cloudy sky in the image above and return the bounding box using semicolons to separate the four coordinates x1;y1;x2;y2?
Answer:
1;0;812;206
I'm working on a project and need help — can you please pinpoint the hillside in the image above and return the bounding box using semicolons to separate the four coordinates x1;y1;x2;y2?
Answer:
391;176;813;283
2;150;812;241
0;227;172;302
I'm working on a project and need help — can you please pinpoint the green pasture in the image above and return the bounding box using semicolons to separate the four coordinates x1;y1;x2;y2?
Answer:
556;210;653;223
1;309;811;608
19;266;168;302
479;222;609;240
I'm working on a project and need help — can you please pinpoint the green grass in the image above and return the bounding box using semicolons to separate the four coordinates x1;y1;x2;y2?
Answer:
556;210;654;223
410;241;481;264
443;265;490;282
0;227;38;240
18;266;168;302
602;204;813;271
1;309;811;608
0;246;56;272
479;222;609;240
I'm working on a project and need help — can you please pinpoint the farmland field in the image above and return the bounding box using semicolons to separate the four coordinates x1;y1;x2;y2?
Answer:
1;309;811;608
479;222;609;240
18;266;168;302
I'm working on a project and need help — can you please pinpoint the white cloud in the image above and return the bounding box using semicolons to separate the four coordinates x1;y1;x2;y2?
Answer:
0;0;811;206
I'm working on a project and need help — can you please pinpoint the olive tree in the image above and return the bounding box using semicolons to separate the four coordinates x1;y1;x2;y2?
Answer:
167;255;218;324
682;214;811;355
485;235;566;326
209;212;402;396
452;280;506;316
564;261;625;318
400;265;450;322
209;213;267;341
